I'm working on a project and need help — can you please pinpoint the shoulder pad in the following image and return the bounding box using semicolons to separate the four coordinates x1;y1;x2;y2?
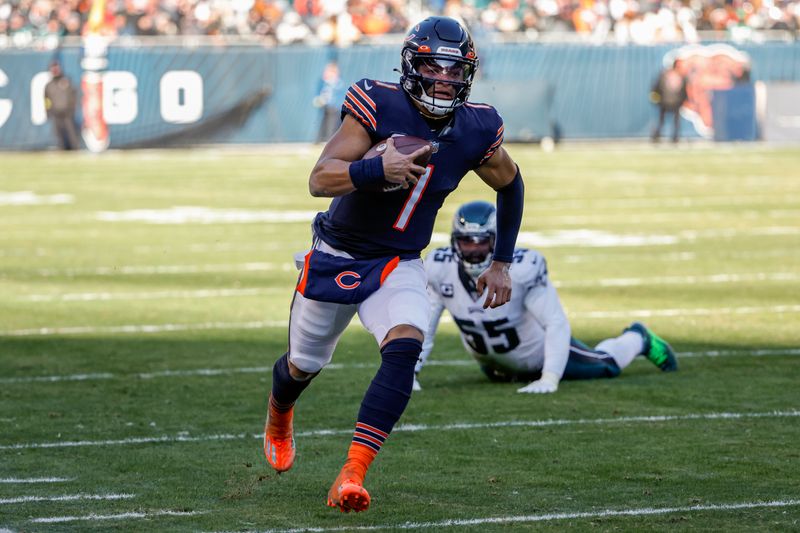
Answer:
509;248;549;289
431;246;455;263
424;247;454;282
342;79;380;133
463;104;503;166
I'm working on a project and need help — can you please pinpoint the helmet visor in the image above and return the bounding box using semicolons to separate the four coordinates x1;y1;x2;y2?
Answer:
412;56;474;84
454;235;493;264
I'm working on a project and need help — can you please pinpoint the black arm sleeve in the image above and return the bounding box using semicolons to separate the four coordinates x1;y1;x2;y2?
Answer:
493;166;524;263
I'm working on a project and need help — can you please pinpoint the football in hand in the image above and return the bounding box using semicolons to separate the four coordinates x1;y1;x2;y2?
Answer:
360;135;433;193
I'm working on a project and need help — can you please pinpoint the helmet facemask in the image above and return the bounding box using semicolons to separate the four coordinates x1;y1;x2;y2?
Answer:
452;234;495;278
401;51;477;117
451;200;497;278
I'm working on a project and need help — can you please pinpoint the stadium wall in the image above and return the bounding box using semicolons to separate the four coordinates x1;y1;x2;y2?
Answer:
0;42;798;149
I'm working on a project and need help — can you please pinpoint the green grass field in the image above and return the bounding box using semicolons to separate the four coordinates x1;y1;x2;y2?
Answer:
1;144;799;532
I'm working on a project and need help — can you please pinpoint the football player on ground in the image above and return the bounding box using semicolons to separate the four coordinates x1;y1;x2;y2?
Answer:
262;17;525;513
414;200;677;393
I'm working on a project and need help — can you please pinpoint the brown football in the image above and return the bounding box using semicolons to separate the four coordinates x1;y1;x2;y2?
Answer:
360;135;433;193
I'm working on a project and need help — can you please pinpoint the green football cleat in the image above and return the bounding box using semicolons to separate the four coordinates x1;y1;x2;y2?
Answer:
625;322;678;372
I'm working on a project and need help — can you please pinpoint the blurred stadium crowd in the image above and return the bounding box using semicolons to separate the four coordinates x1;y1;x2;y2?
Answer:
1;0;798;49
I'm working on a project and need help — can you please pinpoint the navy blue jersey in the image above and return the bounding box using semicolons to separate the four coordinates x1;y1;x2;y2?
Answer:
312;78;504;259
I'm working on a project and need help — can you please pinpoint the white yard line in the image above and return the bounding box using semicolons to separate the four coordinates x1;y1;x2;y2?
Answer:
32;263;287;277
570;304;800;319
562;251;697;263
243;499;800;532
0;493;133;505
554;272;800;288
681;348;800;358
15;272;799;303
30;509;205;524
0;477;74;483
19;288;280;302
1;410;797;451
5;304;800;337
0;373;116;384
2;350;798;386
1;320;284;336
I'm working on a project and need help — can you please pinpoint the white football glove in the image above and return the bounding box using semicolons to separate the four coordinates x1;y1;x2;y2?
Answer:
517;371;559;394
412;374;422;392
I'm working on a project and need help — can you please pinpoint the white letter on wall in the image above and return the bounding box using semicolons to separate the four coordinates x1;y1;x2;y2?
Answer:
103;71;138;125
160;71;203;124
0;69;13;128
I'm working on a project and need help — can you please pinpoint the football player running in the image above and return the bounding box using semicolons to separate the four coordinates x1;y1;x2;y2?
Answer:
415;200;677;393
262;18;525;513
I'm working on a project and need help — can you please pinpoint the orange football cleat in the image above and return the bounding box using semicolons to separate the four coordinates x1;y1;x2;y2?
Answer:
327;469;371;513
263;395;295;473
263;433;295;473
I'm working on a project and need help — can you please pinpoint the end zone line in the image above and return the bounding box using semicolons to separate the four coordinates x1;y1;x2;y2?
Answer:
246;499;800;532
0;493;133;505
1;410;797;451
30;509;206;524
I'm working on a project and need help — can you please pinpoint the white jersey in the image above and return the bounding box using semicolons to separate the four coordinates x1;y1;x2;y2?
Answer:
421;247;572;378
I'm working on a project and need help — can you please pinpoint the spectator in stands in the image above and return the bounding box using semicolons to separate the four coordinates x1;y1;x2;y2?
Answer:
650;59;688;143
44;59;80;150
1;0;799;45
313;56;346;142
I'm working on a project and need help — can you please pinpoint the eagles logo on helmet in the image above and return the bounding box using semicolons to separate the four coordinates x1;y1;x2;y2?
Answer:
400;17;479;117
451;200;497;278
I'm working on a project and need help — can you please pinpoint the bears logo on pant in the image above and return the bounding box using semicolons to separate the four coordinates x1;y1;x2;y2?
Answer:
335;271;361;290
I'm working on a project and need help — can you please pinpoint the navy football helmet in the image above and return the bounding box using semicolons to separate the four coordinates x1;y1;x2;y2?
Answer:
400;17;479;117
451;201;496;278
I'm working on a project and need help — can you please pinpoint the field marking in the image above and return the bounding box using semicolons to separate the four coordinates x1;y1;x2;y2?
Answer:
682;347;800;358
0;373;116;384
5;304;800;337
0;477;74;483
2;349;798;386
1;320;284;337
19;288;282;302
32;262;286;277
555;272;800;288
0;360;473;385
0;493;133;505
532;193;800;210
247;499;800;532
96;207;317;225
430;226;800;249
30;509;205;524
1;410;797;451
15;271;798;303
570;304;800;319
7;224;799;275
0;191;73;206
562;251;698;263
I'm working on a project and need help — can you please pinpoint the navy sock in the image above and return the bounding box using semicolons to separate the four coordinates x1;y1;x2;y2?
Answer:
271;353;314;410
353;338;423;452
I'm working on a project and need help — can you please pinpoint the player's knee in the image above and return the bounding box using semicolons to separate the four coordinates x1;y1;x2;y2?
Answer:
287;357;324;381
382;324;424;346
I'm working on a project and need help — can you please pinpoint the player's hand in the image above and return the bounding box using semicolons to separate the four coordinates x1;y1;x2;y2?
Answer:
476;261;512;309
381;137;430;189
517;372;559;394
